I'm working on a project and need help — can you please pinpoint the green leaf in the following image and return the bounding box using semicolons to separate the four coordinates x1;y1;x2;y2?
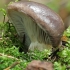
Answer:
0;8;6;16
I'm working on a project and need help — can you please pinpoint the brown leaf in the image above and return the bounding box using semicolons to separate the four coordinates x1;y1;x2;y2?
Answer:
25;60;53;70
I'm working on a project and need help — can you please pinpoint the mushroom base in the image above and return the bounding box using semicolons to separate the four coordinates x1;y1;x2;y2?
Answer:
29;41;52;51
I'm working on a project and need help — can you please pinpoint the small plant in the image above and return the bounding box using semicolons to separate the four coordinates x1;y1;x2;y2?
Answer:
54;62;66;70
64;26;70;37
21;49;51;61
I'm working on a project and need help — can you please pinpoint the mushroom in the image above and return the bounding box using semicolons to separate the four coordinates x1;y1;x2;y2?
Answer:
7;1;64;52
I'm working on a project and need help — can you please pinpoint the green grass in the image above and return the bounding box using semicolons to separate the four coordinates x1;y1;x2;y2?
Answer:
0;1;70;69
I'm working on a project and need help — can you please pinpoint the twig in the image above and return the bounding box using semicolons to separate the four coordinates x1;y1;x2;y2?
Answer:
0;53;19;60
0;53;23;70
66;66;70;69
0;37;2;40
4;61;20;70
